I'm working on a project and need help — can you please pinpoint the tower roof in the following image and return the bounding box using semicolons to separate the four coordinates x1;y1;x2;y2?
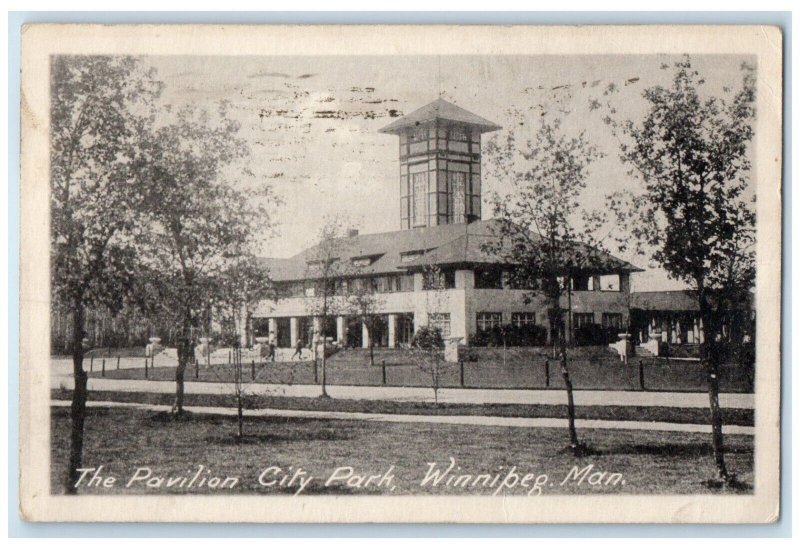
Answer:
379;98;502;135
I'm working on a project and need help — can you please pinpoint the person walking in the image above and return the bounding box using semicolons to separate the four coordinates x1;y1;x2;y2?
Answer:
291;338;304;360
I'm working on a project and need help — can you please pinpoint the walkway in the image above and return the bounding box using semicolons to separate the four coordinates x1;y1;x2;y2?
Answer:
49;399;755;435
51;376;755;409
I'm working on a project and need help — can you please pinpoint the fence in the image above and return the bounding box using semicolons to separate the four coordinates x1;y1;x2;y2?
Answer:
85;352;754;393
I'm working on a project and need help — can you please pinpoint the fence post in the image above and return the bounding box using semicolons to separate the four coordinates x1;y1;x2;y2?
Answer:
544;360;550;388
382;360;386;385
314;359;318;383
144;357;149;379
116;355;120;370
195;357;199;379
459;361;465;388
251;360;255;381
638;360;645;391
101;359;105;377
89;356;94;373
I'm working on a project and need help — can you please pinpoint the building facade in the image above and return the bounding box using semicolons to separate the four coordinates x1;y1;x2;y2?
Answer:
253;99;641;349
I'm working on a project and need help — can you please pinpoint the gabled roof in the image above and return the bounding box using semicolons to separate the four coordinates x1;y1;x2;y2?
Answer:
379;98;502;135
260;219;642;282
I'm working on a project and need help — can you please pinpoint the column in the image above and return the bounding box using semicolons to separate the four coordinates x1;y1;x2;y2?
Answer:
290;317;299;348
336;316;346;344
313;317;322;342
592;275;601;291
661;317;669;343
388;314;397;348
268;318;277;343
362;320;370;349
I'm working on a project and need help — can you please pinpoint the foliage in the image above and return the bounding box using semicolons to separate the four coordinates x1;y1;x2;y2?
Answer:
50;55;163;494
573;324;620;347
51;56;162;316
411;326;444;350
596;55;757;482
483;112;611;455
134;103;273;412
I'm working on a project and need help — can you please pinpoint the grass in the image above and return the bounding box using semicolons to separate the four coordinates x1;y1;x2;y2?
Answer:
50;406;754;495
87;352;754;393
51;388;754;426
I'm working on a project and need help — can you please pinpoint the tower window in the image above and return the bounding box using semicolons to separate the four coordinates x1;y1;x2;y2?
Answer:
412;172;428;227
449;126;468;141
448;171;467;224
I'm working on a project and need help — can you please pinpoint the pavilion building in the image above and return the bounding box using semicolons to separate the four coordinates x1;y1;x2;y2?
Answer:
252;98;642;349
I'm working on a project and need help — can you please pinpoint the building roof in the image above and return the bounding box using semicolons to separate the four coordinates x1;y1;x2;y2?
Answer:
379;98;502;135
260;219;642;282
630;290;754;312
630;290;700;312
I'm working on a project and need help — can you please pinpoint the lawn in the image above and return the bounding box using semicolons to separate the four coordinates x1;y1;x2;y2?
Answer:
88;350;754;393
51;388;754;426
50;406;754;496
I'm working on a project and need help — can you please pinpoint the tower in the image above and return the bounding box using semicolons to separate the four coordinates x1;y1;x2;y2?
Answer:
379;98;501;230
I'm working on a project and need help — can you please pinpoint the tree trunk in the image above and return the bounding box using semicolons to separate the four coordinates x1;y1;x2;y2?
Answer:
66;298;87;494
237;395;244;439
560;335;580;453
700;299;729;481
320;338;328;397
550;292;580;455
369;326;374;366
172;308;191;415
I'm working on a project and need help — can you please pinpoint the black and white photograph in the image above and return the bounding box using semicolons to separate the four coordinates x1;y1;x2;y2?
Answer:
18;24;782;523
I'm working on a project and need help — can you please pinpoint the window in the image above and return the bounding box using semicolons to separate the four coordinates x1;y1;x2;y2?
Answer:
449;126;467;141
573;313;594;328
448;171;467;223
477;312;502;332
512;313;536;327
572;274;590;291
599;274;621;291
398;274;415;292
411;126;428;142
428;313;451;338
352;257;372;268
401;250;425;263
412;172;428;227
602;313;623;330
475;267;504;289
423;269;455;290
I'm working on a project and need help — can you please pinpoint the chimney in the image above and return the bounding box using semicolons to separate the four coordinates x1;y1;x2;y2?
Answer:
347;229;359;238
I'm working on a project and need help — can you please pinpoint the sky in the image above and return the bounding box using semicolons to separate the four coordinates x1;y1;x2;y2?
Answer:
145;53;755;292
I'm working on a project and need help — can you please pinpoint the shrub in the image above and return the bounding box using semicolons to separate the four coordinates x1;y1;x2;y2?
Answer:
412;326;444;350
573;323;619;346
472;324;547;347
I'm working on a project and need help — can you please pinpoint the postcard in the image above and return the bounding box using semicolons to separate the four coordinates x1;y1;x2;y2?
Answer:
19;24;782;523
